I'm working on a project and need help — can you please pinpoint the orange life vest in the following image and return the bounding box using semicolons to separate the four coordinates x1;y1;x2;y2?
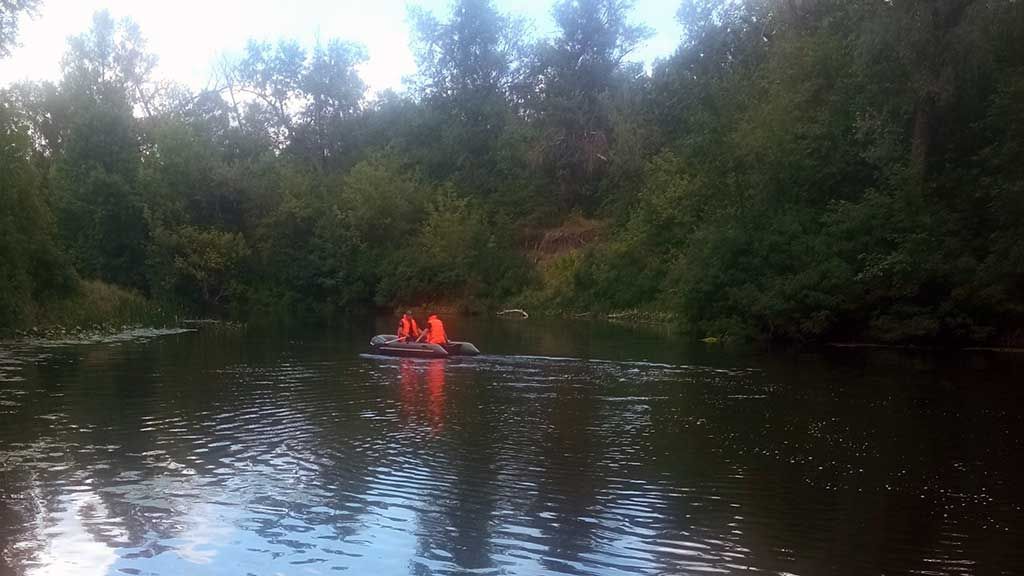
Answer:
426;315;448;344
398;315;420;339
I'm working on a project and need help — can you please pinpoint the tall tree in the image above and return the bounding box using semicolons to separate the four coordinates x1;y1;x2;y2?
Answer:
0;93;74;327
229;39;306;148
410;0;526;102
222;38;367;162
293;39;367;168
52;11;152;289
0;0;39;57
62;11;158;114
409;0;529;194
533;0;651;207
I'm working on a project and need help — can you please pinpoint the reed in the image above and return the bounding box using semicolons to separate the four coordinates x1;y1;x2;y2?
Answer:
35;280;172;332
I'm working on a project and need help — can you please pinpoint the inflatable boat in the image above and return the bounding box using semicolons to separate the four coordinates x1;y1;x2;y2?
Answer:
369;334;481;358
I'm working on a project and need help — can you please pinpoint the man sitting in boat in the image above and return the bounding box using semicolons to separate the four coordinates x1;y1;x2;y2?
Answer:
418;314;449;345
397;311;421;342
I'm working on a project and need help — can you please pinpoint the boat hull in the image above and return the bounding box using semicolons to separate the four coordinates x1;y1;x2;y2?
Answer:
369;335;480;358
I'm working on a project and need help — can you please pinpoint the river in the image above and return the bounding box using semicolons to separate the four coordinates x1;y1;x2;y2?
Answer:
1;318;1022;575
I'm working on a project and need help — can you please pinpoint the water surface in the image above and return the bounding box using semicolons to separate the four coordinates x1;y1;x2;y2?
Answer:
1;319;1022;575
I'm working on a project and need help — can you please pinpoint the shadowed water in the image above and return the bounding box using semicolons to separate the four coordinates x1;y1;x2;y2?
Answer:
1;319;1022;575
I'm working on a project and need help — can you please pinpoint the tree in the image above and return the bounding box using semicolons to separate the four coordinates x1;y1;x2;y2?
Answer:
292;39;367;168
221;38;368;165
0;95;74;328
3;2;1023;344
0;0;39;57
52;11;152;290
229;39;306;148
409;0;530;194
410;0;526;102
61;11;158;114
152;225;249;309
532;0;651;207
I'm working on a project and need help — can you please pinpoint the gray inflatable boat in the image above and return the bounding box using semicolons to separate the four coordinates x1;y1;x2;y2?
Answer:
369;334;481;358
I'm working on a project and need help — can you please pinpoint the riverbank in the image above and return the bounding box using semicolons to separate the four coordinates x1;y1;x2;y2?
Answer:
827;342;1024;353
11;279;1021;353
2;280;175;340
487;305;1024;352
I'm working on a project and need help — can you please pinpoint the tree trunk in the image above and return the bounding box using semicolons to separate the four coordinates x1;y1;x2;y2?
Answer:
910;95;933;193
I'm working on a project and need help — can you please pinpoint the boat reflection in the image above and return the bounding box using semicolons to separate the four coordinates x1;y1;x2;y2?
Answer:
398;359;447;434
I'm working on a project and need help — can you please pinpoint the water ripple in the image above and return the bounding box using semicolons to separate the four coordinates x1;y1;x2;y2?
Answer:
0;330;1021;575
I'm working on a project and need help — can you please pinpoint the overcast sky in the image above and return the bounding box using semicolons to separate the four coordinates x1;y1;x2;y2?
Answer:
0;0;683;95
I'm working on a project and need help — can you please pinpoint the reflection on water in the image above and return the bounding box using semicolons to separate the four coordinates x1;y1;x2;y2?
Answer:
398;360;447;434
1;320;1023;575
24;491;121;576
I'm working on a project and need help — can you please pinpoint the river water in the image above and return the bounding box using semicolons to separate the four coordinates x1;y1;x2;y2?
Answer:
1;318;1022;575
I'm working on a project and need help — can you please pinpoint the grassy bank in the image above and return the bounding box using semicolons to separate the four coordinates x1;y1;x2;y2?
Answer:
21;280;173;337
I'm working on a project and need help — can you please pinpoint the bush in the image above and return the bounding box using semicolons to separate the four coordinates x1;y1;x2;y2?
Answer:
0;103;75;333
37;280;166;330
378;190;530;308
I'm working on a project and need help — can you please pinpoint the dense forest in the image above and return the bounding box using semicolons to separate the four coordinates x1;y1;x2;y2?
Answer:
1;0;1022;345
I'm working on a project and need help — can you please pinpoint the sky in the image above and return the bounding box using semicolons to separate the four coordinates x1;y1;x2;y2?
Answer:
0;0;684;96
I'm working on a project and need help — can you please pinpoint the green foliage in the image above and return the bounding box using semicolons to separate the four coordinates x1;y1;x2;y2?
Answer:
61;11;159;114
150;225;249;310
1;1;1022;345
0;99;74;332
378;190;530;308
410;0;525;100
36;280;166;331
559;0;1024;344
50;13;151;290
227;37;367;165
532;0;652;208
245;166;343;314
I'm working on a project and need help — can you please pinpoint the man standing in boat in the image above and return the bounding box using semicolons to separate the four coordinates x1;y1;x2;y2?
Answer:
418;314;449;345
397;311;421;342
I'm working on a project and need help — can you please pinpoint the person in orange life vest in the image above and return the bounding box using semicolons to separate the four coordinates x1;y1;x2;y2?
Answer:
418;314;449;345
396;311;421;341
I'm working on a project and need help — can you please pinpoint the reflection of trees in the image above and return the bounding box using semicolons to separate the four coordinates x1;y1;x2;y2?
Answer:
4;326;1021;575
1;327;383;573
428;362;500;572
535;378;603;573
639;352;1024;576
392;358;501;573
